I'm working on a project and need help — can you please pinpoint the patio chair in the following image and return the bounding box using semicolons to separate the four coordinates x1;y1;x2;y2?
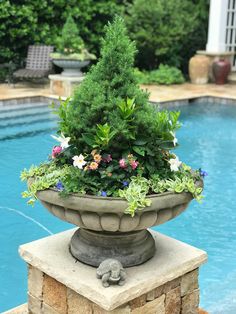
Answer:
13;45;54;80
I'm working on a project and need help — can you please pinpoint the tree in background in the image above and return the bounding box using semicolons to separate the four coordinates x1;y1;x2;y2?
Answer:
126;0;209;72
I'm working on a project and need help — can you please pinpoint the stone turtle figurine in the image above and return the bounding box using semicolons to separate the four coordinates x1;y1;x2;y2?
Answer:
96;259;126;287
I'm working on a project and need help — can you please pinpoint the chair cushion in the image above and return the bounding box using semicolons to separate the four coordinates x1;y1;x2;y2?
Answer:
13;69;50;78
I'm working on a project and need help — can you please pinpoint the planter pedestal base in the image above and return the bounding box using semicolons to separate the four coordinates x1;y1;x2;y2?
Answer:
17;229;207;313
70;228;155;267
48;74;84;97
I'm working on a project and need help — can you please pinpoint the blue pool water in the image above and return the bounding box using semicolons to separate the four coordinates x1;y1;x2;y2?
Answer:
0;101;236;313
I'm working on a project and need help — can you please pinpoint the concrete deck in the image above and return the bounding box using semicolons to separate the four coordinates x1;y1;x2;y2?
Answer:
0;82;236;103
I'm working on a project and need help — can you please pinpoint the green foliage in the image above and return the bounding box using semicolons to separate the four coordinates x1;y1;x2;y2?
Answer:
21;162;65;205
57;15;84;54
119;176;151;216
50;14;96;61
0;0;127;64
50;52;96;61
0;67;8;82
134;65;185;85
21;161;203;213
56;17;180;173
57;16;148;151
0;0;209;79
118;98;136;120
119;165;203;216
150;164;203;202
126;0;209;71
83;123;117;149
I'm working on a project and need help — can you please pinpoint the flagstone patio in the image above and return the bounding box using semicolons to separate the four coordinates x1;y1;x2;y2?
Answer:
0;82;236;103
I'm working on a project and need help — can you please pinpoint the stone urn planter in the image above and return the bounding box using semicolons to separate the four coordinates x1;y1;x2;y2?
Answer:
52;59;90;77
37;189;196;267
212;58;231;85
189;55;210;84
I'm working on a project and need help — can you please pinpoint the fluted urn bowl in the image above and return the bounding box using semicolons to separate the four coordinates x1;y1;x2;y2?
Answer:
52;59;90;77
37;188;196;267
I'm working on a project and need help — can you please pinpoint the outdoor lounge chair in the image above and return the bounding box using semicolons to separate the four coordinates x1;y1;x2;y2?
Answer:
13;45;54;80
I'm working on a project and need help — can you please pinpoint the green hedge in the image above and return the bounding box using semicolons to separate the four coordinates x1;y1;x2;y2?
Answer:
134;65;185;85
0;0;209;76
0;0;128;64
126;0;209;72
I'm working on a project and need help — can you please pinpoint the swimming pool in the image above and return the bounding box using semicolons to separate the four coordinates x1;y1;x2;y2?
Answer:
0;99;236;313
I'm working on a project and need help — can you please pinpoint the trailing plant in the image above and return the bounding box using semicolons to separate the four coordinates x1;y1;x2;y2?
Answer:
134;65;185;85
21;17;206;214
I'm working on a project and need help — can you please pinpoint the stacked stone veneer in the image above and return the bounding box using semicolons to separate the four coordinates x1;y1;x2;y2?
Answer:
48;75;84;97
28;264;200;314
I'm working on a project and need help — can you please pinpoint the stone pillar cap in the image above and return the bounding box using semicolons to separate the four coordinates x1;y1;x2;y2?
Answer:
19;229;207;311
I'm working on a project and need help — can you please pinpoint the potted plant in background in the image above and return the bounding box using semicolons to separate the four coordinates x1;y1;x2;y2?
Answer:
50;15;96;77
21;17;205;268
212;58;231;85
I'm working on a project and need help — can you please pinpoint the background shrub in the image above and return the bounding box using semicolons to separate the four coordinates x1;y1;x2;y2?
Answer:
0;0;128;64
126;0;209;72
135;65;185;85
0;0;209;76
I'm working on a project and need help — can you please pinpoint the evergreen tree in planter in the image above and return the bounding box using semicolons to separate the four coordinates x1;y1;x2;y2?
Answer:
51;15;96;76
21;17;205;267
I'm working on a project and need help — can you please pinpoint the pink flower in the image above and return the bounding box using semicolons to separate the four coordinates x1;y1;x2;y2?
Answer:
130;160;139;170
52;146;62;158
119;158;127;168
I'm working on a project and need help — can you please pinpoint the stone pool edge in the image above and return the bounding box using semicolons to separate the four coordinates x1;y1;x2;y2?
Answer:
1;94;236;109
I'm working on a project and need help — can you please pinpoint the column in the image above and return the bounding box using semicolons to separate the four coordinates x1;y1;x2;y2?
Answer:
206;0;228;53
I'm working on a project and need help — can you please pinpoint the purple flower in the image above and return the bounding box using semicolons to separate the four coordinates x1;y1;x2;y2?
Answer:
55;181;64;191
122;181;129;187
101;191;107;197
103;154;112;163
199;169;208;177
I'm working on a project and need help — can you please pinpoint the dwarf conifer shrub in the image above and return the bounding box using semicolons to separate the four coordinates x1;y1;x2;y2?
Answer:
51;15;96;61
57;17;179;171
57;15;84;54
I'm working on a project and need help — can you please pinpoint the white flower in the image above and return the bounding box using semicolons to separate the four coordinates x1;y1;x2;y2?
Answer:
170;131;178;146
169;156;182;172
72;154;87;169
51;133;71;149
